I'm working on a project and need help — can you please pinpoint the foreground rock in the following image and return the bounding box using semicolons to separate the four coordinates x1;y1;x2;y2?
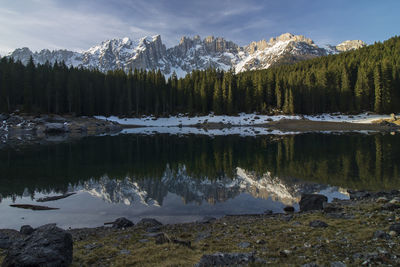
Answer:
2;224;73;267
299;194;328;212
104;217;134;229
195;252;255;267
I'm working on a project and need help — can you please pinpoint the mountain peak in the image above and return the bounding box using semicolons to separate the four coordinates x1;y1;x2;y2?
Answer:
336;40;366;51
269;33;314;45
8;33;366;77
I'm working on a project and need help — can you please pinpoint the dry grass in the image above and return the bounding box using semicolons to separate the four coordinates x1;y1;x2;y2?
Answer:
69;201;400;266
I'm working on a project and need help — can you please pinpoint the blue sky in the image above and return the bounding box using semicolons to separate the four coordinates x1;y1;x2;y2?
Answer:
0;0;399;54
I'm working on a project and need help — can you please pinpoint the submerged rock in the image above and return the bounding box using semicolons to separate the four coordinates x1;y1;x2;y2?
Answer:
2;224;73;267
44;122;69;134
299;194;327;212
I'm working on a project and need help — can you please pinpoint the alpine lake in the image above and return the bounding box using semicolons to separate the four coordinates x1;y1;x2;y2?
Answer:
1;132;400;229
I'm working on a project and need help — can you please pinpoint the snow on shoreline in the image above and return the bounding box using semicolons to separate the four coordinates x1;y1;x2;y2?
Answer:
95;112;397;127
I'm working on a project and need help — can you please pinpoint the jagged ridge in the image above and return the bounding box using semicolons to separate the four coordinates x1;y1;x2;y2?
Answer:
7;33;366;77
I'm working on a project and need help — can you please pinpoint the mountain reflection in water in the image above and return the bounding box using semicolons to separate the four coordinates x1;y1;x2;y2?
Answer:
0;133;399;229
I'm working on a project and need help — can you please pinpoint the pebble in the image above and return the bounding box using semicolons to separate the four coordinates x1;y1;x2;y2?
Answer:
309;220;328;228
238;242;250;248
376;197;389;203
119;249;130;255
389;231;398;237
389;197;400;204
330;261;346;267
373;230;391;240
280;249;292;257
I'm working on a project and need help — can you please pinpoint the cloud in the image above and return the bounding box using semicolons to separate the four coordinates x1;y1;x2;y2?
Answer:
0;0;398;54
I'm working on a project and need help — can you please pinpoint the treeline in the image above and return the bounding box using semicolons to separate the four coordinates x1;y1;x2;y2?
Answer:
1;36;400;115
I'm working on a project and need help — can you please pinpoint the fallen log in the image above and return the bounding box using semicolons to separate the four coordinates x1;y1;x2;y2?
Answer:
36;193;76;202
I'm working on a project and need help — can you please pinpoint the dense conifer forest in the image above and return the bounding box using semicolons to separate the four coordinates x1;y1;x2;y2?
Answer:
0;36;399;116
1;134;399;199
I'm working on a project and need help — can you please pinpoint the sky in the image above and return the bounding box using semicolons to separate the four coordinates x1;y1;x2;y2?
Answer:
0;0;399;55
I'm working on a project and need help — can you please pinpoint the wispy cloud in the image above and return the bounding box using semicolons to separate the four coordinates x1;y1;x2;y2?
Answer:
0;0;399;55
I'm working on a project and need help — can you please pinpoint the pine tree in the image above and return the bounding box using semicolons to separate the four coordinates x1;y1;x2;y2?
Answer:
213;79;223;114
374;64;383;113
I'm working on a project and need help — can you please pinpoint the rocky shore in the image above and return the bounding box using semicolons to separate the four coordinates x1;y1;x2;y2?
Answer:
1;191;400;266
0;113;122;148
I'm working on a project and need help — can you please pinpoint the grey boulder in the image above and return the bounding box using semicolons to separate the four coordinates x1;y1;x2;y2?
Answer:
299;194;328;212
2;224;73;267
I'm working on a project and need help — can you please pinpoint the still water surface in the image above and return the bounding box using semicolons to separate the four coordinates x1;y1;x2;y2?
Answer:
1;133;399;229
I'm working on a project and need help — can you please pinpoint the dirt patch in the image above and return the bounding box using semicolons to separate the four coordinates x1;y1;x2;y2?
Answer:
257;119;400;132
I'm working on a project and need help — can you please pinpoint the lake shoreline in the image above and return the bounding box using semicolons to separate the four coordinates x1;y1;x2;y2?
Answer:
1;190;400;266
1;113;399;148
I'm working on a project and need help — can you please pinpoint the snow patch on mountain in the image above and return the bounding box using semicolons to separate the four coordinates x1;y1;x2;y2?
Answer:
8;33;366;78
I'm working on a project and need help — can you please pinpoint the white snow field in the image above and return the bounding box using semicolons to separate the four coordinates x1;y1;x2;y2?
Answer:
95;112;397;127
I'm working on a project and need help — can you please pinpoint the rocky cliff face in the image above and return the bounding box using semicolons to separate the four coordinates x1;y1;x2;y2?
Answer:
7;33;366;77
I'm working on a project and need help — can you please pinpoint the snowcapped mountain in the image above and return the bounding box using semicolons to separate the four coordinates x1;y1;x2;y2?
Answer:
7;33;366;77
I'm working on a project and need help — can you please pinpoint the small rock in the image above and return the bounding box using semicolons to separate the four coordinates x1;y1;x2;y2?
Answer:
195;252;255;267
309;220;328;228
382;203;400;211
373;230;391;240
330;261;346;267
302;263;319;267
195;231;211;242
120;249;130;255
198;216;217;224
284;206;295;212
389;223;400;233
389;197;400;204
326;213;355;220
389;231;398;237
256;239;266;245
155;233;171;245
299;194;328;212
109;217;134;229
323;203;343;213
139;239;149;243
238;242;250;248
348;190;371;200
281;215;293;222
84;243;103;250
376;197;389;203
20;225;34;235
280;249;292;257
146;226;161;233
264;210;273;215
